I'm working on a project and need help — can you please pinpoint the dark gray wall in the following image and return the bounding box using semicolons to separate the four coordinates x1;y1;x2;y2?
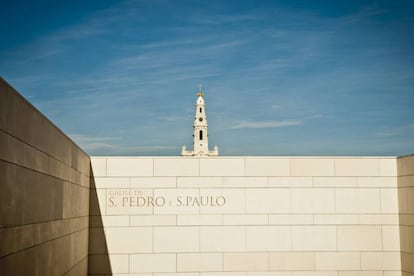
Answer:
0;77;90;275
398;154;414;276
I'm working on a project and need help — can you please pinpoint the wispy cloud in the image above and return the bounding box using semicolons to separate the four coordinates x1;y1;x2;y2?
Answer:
69;134;121;152
232;120;302;129
375;123;414;137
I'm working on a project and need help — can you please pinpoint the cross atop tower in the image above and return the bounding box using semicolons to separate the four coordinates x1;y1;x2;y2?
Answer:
181;86;219;157
198;84;203;97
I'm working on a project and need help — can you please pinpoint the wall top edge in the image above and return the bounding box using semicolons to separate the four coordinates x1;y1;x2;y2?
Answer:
90;156;398;159
397;153;414;159
1;76;90;158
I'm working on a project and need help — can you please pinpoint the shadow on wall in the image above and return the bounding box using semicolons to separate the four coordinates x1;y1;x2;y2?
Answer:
397;154;414;275
88;166;112;275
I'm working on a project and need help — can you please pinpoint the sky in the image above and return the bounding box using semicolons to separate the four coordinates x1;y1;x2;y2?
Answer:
1;0;413;156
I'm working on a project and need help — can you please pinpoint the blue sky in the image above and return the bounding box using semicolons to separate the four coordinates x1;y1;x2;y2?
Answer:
1;0;413;156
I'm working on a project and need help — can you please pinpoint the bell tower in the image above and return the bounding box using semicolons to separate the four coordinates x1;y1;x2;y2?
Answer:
181;85;219;157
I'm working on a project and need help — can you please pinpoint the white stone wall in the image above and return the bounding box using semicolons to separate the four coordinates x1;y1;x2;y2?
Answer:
89;157;401;276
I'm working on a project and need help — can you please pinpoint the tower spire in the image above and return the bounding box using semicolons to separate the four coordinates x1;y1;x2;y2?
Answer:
198;84;203;97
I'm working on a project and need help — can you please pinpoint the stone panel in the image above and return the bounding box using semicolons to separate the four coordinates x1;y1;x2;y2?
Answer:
268;177;312;187
269;214;314;225
291;226;337;251
105;227;153;253
200;226;245;252
155;158;199;176
178;253;223;272
380;159;397;176
358;177;397;187
291;188;335;213
200;158;244;176
382;225;401;251
245;158;289;176
224;214;267;225
154;226;199;252
335;158;380;176
224;252;269;271
269;252;315;270
91;158;107;177
246;226;291;251
336;188;381;213
315;252;361;270
290;158;334;176
94;177;129;188
380;188;399;213
312;177;357;187
178;214;222;225
200;188;245;214
129;254;176;273
223;176;267;187
246;188;290;213
360;252;401;270
131;215;176;226
107;158;153;176
337;226;382;251
314;214;358;225
178;176;221;188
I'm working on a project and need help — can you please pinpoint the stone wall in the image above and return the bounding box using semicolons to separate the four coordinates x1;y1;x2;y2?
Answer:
90;156;401;275
398;154;414;276
0;78;90;275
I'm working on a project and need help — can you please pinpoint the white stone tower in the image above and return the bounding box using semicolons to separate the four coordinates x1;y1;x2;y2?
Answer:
181;85;219;157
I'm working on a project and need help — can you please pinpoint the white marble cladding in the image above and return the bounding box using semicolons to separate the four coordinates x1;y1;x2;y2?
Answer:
89;156;401;275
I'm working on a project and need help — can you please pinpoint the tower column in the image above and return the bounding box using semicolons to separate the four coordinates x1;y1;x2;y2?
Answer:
181;85;219;157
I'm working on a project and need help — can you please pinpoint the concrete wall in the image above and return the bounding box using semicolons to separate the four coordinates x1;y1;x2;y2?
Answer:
90;156;401;275
397;155;414;276
0;78;91;275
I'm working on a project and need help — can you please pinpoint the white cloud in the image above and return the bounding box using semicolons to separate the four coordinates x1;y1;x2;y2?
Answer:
69;134;120;151
232;119;302;129
376;123;414;137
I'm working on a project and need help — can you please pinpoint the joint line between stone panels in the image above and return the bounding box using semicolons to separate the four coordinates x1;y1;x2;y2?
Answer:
152;158;155;177
221;251;224;272
104;187;108;216
0;129;90;177
152;226;155;254
244;224;247;252
62;255;88;276
0;227;89;259
0;215;89;230
379;188;383;214
0;158;91;190
243;158;246;177
335;225;338;251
